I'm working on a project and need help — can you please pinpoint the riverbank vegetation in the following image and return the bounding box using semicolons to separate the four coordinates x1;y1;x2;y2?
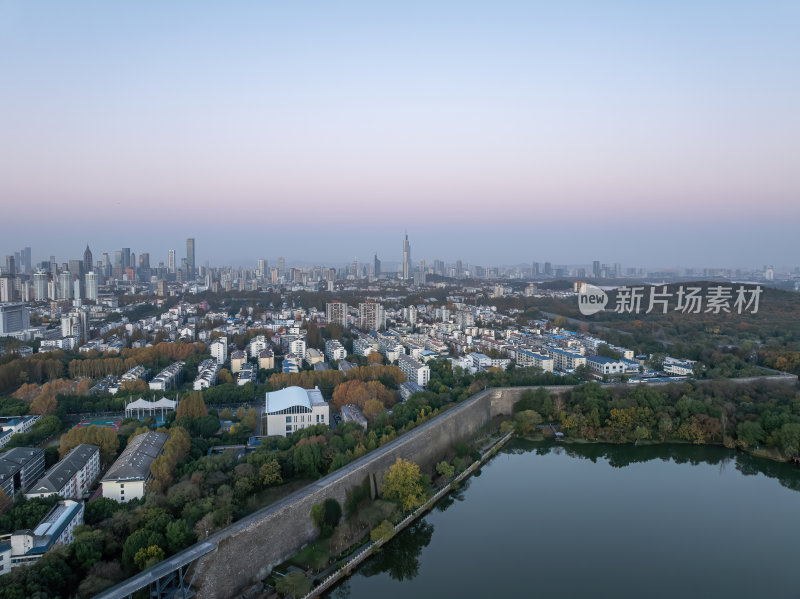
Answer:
504;380;800;459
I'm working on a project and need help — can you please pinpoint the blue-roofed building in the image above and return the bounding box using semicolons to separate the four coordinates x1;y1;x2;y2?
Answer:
0;499;84;576
282;354;301;374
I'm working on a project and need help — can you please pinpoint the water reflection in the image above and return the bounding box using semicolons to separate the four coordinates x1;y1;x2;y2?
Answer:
358;520;434;582
509;439;800;491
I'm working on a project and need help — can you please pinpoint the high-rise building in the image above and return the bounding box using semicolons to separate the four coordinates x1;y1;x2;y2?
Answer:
278;257;286;276
168;249;176;274
402;233;411;279
33;271;48;302
19;247;31;273
592;260;601;278
326;302;348;327
0;304;30;335
85;272;99;301
5;255;16;276
186;238;195;275
257;259;267;278
121;248;131;270
359;302;385;331
83;246;93;274
373;253;381;277
59;271;72;300
0;277;14;302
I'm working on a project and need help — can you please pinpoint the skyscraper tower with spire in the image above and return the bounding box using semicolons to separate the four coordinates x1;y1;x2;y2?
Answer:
83;245;93;274
402;232;411;280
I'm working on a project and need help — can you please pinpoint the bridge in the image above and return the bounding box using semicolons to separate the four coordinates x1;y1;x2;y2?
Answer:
94;542;216;599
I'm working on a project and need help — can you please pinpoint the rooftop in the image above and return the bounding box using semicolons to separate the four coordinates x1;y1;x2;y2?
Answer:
265;386;327;414
102;432;168;483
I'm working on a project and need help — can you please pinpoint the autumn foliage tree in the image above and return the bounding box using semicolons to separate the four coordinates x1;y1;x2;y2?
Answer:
382;458;425;512
176;392;208;420
332;380;397;411
150;427;191;492
59;425;120;462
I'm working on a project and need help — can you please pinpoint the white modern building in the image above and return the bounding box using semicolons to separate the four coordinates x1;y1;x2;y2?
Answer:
25;444;100;500
324;339;346;361
210;338;228;365
264;386;330;437
398;353;430;388
100;432;168;502
586;356;626;376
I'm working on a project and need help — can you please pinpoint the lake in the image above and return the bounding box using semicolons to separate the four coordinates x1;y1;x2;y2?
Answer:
326;440;800;599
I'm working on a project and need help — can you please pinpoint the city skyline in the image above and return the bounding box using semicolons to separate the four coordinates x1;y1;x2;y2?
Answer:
0;1;798;267
0;232;791;277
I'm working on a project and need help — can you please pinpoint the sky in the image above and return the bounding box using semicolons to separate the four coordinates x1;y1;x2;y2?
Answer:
0;1;798;268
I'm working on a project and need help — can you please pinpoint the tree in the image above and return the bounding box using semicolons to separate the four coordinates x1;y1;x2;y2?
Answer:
275;571;311;598
370;519;395;543
382;458;425;511
176;392;208;420
736;421;766;449
30;392;57;415
165;519;196;553
435;461;454;479
259;460;283;486
310;497;342;538
363;398;384;421
367;351;384;365
134;545;165;570
59;425;119;462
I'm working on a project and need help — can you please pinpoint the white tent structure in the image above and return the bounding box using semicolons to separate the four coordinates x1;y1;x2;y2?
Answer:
125;397;177;420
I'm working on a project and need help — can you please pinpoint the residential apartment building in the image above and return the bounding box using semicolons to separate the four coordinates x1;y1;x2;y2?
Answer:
148;361;184;391
100;432;168;502
324;339;346;362
398;353;430;388
326;302;348;327
25;444;100;500
0;500;84;576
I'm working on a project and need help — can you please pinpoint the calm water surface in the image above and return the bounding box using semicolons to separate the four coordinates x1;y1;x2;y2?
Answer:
326;440;800;599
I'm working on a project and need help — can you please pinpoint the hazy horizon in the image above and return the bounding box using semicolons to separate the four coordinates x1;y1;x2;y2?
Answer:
1;1;798;268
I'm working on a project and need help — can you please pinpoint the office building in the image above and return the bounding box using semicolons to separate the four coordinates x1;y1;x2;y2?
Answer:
402;233;412;279
168;249;176;273
0;304;29;336
85;272;98;301
186;238;195;275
